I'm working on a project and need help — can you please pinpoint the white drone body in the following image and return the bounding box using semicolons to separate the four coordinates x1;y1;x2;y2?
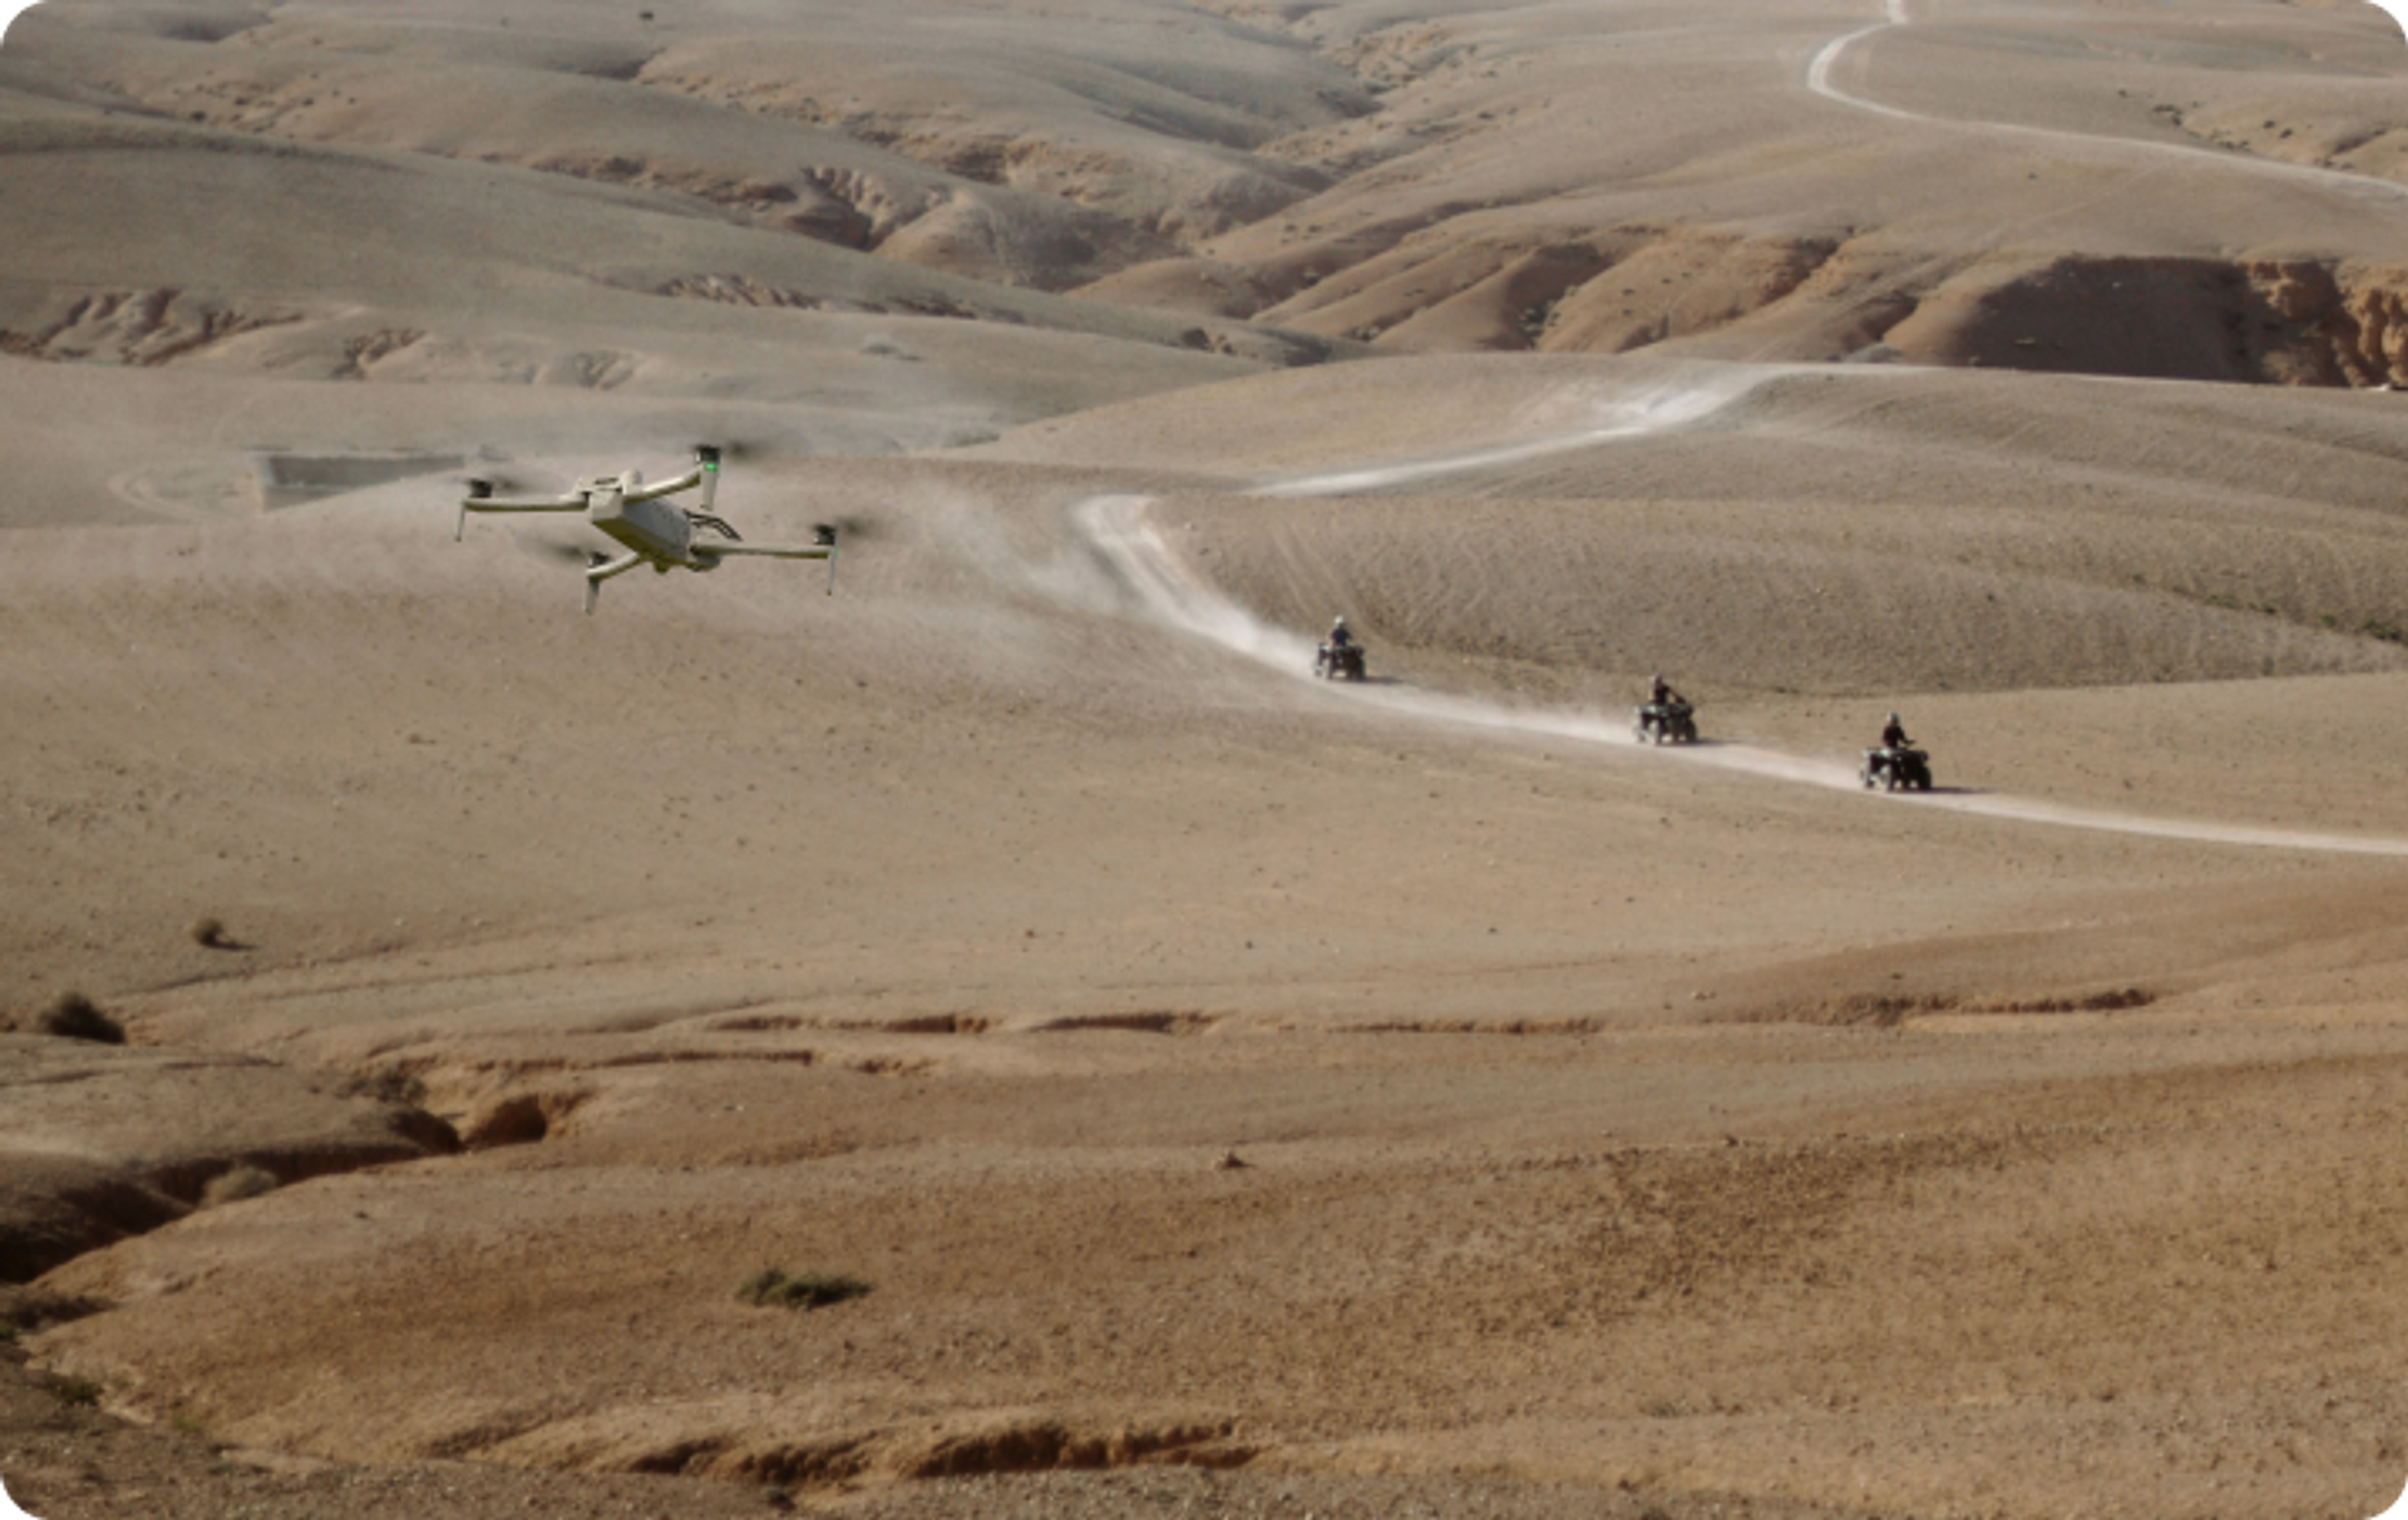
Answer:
455;445;836;612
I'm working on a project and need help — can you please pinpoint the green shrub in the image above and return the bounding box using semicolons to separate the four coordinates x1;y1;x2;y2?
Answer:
200;1164;278;1209
340;1065;429;1107
736;1267;871;1311
35;991;123;1045
3;1290;100;1333
44;1372;102;1408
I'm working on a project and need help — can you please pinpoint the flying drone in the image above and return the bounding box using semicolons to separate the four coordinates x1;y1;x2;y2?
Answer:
454;445;836;613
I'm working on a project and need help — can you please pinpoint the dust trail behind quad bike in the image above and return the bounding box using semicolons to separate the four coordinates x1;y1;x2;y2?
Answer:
1071;396;2408;861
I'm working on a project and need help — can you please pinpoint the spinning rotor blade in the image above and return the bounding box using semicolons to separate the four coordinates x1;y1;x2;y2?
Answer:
510;525;604;567
450;463;551;496
816;511;891;544
622;421;807;468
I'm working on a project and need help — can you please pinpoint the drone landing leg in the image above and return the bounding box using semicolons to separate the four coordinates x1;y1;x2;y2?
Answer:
584;550;645;615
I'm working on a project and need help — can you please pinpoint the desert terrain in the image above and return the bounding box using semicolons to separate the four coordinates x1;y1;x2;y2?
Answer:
8;0;2408;1517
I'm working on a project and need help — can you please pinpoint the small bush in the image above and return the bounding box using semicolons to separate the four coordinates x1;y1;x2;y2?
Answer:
44;1372;102;1408
35;991;124;1045
340;1066;429;1107
200;1164;278;1209
187;916;232;949
736;1267;871;1311
0;1290;100;1334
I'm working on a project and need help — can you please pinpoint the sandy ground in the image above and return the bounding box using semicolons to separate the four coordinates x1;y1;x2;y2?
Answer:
8;1;2408;1518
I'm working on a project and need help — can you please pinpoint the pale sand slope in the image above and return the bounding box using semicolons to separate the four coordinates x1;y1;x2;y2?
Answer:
14;352;2408;1520
7;1;2408;1518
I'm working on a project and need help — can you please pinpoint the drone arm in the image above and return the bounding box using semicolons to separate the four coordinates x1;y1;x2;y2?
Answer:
693;526;840;592
470;494;587;510
690;541;831;561
453;484;585;544
628;445;724;509
581;548;646;615
455;489;588;540
624;465;705;506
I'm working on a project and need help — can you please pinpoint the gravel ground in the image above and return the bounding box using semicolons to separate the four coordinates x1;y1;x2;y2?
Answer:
6;1339;1878;1520
828;1466;1877;1520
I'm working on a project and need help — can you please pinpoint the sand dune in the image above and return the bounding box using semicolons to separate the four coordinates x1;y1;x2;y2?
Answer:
10;2;2408;1518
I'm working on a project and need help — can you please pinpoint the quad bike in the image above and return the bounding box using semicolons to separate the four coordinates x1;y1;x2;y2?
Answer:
1861;745;1934;791
1633;699;1698;745
1315;640;1367;681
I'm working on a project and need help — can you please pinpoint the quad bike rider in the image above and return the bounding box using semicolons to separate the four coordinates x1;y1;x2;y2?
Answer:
1633;673;1698;745
1861;711;1934;791
1315;615;1367;681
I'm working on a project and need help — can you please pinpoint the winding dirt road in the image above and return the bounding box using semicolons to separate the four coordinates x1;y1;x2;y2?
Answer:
1074;365;2408;860
1808;0;2408;212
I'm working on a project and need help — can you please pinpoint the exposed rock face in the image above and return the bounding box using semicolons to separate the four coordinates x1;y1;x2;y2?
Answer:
1113;222;2408;385
1882;254;2408;385
0;289;303;368
2309;263;2408;386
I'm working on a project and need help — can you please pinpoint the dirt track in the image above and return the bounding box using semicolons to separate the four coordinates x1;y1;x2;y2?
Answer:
1076;371;2408;858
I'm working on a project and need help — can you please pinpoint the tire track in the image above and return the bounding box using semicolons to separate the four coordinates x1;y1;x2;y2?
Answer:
1072;368;2408;860
1805;0;2408;215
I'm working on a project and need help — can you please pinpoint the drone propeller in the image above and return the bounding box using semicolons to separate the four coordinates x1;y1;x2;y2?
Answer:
454;468;535;498
617;424;807;468
510;526;602;567
816;511;890;545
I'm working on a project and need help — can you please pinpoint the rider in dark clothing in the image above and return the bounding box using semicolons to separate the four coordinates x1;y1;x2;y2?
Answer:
1649;674;1683;707
1881;712;1910;750
1328;616;1353;649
